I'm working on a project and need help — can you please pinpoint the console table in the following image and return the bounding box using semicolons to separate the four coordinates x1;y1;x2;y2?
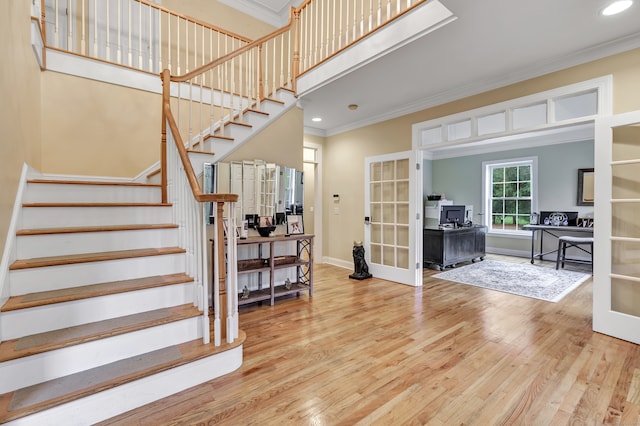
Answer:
235;234;313;306
423;225;486;270
523;224;593;264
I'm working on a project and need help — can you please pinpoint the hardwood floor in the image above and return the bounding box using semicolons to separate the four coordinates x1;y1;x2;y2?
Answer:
100;256;640;425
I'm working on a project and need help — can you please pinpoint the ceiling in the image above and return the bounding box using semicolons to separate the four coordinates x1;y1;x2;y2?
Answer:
231;0;640;137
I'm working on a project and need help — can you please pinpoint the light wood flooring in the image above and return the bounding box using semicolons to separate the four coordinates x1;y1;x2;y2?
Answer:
100;255;640;425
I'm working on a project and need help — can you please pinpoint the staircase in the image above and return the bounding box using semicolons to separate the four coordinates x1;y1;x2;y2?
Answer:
0;178;244;425
183;88;298;178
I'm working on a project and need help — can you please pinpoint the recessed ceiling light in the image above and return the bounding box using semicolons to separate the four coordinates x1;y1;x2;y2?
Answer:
602;0;633;15
311;117;322;122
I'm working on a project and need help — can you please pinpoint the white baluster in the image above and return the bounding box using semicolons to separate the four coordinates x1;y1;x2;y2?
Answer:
128;0;132;66
272;38;276;96
369;0;373;32
54;0;59;48
185;19;189;73
353;0;357;41
148;3;153;71
106;0;110;60
117;0;121;63
92;0;97;56
138;0;143;69
176;16;180;75
80;0;85;55
200;202;210;344
67;0;72;51
157;8;162;72
212;202;221;346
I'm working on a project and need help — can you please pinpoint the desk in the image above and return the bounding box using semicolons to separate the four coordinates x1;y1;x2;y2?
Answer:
423;225;486;270
523;224;593;264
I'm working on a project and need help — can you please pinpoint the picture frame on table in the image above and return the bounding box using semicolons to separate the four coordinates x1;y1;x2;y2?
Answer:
286;214;304;235
258;216;274;227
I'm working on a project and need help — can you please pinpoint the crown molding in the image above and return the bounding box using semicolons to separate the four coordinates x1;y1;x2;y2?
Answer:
322;32;640;137
218;0;292;27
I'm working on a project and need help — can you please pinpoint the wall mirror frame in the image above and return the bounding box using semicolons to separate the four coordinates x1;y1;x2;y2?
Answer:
577;167;594;206
215;159;303;231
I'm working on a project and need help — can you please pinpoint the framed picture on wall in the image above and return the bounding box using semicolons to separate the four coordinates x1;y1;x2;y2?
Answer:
286;214;304;235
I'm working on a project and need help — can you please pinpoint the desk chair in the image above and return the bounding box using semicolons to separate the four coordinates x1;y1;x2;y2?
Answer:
556;236;594;271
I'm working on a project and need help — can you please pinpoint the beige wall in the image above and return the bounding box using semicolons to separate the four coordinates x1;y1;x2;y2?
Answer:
226;107;304;171
0;1;42;261
161;0;276;40
322;48;640;263
41;73;160;177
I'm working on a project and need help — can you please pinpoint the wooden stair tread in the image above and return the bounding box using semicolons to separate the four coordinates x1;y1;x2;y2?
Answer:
16;223;178;236
0;331;246;423
27;179;160;187
245;108;269;116
204;133;234;141
22;202;171;207
1;273;193;312
263;97;285;105
186;148;215;155
0;304;200;363
9;247;186;270
226;120;252;128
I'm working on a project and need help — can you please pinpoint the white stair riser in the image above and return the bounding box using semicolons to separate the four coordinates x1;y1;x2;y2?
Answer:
0;316;201;394
188;152;216;177
217;123;252;140
261;100;288;116
20;205;173;228
1;282;195;339
10;253;186;295
7;345;243;426
16;228;179;258
24;184;161;203
242;111;269;128
275;90;295;104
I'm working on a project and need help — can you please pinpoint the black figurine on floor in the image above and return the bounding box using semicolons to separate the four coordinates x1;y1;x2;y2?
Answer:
349;241;372;280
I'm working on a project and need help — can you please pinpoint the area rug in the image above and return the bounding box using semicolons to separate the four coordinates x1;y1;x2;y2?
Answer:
432;259;590;302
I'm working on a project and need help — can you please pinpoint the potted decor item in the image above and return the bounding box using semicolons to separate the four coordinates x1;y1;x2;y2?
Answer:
256;215;276;237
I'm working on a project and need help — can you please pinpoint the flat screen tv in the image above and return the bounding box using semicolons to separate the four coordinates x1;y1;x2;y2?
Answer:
440;205;466;226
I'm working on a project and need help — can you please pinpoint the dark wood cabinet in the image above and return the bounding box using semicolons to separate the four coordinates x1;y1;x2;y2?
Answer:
423;225;486;270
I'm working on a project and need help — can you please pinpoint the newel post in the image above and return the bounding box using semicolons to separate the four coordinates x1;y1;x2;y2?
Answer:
217;201;229;341
161;69;169;204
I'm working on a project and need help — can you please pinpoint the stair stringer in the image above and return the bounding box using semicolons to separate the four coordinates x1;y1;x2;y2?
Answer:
206;89;298;164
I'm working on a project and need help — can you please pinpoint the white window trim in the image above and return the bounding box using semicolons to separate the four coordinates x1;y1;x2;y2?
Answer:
482;156;538;237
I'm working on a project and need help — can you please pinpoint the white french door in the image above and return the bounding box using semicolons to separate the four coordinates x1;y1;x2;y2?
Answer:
364;151;419;285
593;110;640;344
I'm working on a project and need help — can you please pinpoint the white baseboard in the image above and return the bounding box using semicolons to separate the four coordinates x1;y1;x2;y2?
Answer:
322;257;352;270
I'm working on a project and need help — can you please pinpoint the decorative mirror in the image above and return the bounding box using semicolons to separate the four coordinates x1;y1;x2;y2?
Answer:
215;159;303;230
577;168;594;206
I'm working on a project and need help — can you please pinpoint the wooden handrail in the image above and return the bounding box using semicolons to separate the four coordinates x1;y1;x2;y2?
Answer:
162;71;238;204
172;14;295;83
134;0;252;44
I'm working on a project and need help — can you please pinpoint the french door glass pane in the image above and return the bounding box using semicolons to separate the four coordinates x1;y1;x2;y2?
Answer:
396;159;409;179
610;124;640;315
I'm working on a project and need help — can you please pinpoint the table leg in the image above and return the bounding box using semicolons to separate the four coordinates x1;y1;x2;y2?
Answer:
530;230;535;264
539;230;545;261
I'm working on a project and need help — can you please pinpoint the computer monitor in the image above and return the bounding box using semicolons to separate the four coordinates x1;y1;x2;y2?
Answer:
440;205;466;226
